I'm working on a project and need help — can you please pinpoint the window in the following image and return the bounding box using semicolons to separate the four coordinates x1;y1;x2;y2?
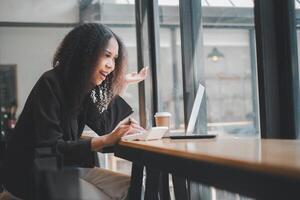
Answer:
157;1;184;130
154;0;259;136
202;0;259;137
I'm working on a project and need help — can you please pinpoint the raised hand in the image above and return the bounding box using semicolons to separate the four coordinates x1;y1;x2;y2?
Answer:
125;66;148;85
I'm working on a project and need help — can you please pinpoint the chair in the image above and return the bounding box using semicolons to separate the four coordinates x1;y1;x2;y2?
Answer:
33;141;114;200
0;140;5;192
0;129;10;193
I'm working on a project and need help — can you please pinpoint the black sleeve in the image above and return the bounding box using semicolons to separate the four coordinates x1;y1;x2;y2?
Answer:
33;78;93;166
86;95;133;135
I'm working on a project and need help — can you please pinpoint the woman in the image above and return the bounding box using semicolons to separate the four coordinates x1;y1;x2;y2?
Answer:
4;23;147;199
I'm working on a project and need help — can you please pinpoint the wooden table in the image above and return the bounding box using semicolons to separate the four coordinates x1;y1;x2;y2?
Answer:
114;138;300;199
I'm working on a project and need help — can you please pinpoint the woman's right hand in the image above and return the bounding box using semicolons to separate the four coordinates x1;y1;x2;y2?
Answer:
91;123;144;151
104;124;132;146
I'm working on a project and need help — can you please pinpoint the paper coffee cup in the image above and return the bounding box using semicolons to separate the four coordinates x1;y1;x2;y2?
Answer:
154;112;171;129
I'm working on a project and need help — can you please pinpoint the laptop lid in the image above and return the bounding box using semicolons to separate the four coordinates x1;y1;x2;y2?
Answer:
186;84;205;135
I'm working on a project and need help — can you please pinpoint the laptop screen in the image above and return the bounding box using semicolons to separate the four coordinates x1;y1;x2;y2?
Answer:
186;84;205;135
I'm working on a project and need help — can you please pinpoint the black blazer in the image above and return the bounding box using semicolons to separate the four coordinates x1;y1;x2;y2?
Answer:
4;67;133;198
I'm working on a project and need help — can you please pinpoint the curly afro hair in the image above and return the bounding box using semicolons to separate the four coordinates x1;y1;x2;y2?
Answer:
53;23;127;114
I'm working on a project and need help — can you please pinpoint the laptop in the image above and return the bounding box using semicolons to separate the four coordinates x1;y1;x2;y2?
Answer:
168;83;216;139
122;83;216;141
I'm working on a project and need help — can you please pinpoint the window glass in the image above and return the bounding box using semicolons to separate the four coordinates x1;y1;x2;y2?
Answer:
202;0;259;137
155;0;259;136
158;0;184;131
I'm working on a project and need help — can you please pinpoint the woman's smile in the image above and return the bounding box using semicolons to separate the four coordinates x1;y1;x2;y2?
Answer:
91;37;119;86
99;71;108;80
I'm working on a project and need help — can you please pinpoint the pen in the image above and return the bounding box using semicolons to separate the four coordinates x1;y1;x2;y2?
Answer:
128;117;132;125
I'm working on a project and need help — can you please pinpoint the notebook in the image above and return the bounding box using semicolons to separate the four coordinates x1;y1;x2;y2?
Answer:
122;127;168;141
